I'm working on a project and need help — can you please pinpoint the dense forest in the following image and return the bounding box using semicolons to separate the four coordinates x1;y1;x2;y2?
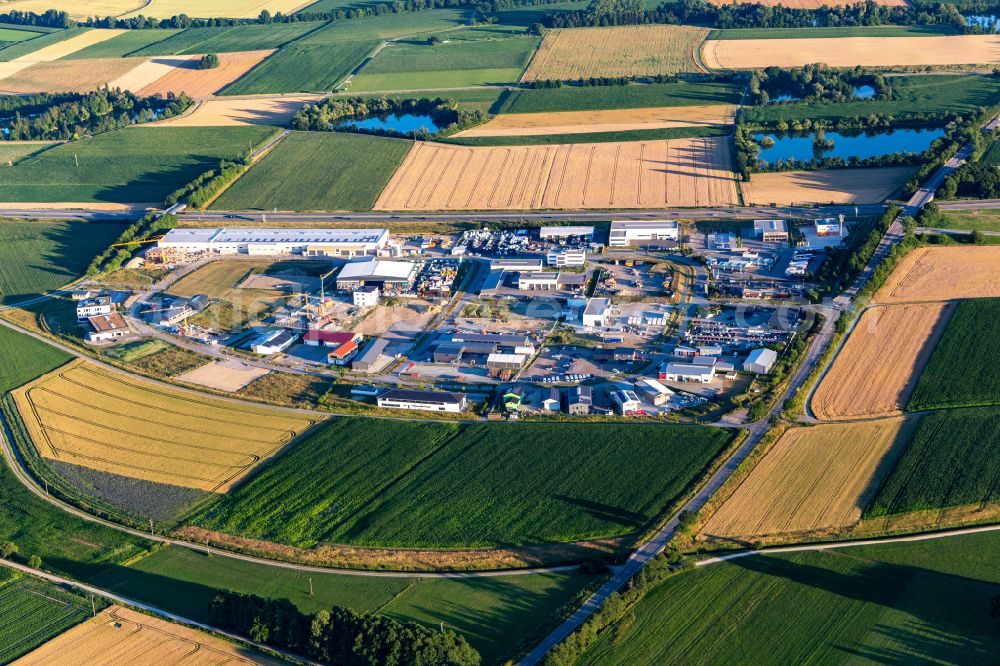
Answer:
747;65;890;106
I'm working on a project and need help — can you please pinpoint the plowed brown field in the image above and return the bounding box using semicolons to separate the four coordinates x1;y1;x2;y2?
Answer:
137;49;275;97
702;34;1000;69
521;25;708;82
741;167;914;205
874;245;1000;303
375;137;739;210
452;104;736;137
811;303;953;421
12;605;283;665
700;418;917;539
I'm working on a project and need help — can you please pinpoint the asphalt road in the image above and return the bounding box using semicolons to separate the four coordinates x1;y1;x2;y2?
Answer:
936;198;1000;210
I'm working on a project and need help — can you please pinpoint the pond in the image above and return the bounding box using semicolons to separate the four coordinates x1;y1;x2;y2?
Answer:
753;126;946;164
333;112;440;134
853;85;875;99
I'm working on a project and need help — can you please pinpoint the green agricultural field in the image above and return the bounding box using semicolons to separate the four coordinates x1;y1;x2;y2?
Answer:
0;326;70;393
492;0;589;27
743;74;1000;126
350;27;539;91
211;131;411;211
445;126;729;146
60;28;182;59
708;25;958;40
909;299;1000;409
0;143;51;164
935;209;1000;232
0;219;127;304
576;534;1000;665
194;419;734;549
980;140;1000;165
0;26;44;43
0;27;87;61
128;22;325;56
296;0;388;10
0;126;277;204
864;407;1000;517
0;575;94;664
500;80;741;114
89;545;594;664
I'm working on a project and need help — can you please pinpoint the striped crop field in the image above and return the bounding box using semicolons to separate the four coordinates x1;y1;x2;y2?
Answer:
11;360;319;492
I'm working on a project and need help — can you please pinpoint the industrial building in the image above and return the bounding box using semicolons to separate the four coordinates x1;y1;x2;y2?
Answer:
744;347;778;374
636;378;674;406
608;220;679;247
613;389;642;415
490;257;543;271
542;388;561;411
582;298;612;328
660;361;716;383
433;332;535;364
335;258;417;291
251;329;297;355
327;340;359;365
352;337;391;373
303;330;361;347
157;228;389;257
539;226;595;242
516;272;586;291
563;385;592;415
814;217;843;236
86;313;130;342
753;220;789;243
546;248;586;267
76;296;112;321
487;353;526;371
353;285;379;308
377;388;467;413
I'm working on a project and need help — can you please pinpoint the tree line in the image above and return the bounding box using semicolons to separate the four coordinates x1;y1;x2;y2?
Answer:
87;213;178;275
747;65;889;106
208;590;480;666
0;88;191;141
292;96;485;139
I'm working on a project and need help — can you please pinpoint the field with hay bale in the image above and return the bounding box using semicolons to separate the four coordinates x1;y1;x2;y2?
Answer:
741;167;914;206
811;303;953;421
522;25;708;82
375;136;738;210
11;360;319;492
874;246;1000;303
700;418;917;540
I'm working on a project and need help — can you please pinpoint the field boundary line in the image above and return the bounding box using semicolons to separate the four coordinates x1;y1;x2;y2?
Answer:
691;28;711;74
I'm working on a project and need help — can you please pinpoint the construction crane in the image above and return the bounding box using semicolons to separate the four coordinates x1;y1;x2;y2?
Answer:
110;236;164;248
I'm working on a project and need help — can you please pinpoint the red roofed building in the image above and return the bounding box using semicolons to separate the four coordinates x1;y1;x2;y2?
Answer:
327;340;359;366
303;330;361;347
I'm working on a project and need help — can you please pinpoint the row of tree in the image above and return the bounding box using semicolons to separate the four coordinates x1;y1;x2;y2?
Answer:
208;591;480;666
747;65;890;106
292;96;484;139
0;88;191;141
87;213;178;276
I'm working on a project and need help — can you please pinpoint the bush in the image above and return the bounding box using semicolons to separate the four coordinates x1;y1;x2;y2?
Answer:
198;53;220;69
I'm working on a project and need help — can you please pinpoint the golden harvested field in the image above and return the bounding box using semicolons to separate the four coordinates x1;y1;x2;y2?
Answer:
375;137;739;210
452;104;736;138
811;303;953;421
12;605;282;665
0;57;144;94
741;166;914;206
0;1;143;19
160;94;323;126
702;34;1000;69
11;360;318;492
521;25;708;82
124;0;315;19
700;418;917;539
108;55;199;92
874;245;1000;303
12;28;125;60
137;50;275;98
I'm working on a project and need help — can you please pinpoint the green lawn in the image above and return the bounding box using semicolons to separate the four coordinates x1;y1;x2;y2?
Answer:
445;125;729;146
211;131;411;211
864;407;1000;517
0;219;126;305
936;209;1000;232
708;25;959;40
60;28;182;59
576;532;1000;665
743;74;1000;125
194;419;735;549
0;126;277;204
0;27;87;61
0;575;94;664
89;545;593;664
0;326;70;393
500;81;741;114
909;299;1000;409
128;22;325;56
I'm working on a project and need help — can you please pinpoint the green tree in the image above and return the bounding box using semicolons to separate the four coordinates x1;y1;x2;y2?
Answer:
199;53;220;70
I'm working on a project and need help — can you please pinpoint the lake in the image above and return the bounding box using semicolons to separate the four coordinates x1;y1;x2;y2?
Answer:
333;112;440;135
753;127;946;164
767;85;875;104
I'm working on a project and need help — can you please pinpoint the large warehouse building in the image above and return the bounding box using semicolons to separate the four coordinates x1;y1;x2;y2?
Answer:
608;220;679;247
157;228;389;257
335;257;417;291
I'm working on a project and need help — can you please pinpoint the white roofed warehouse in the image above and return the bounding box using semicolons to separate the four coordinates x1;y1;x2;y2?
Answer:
377;388;468;413
608;220;679;247
157;228;389;257
335;257;417;291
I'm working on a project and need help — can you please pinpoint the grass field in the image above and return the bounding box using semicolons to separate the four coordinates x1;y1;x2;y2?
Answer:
874;246;1000;303
499;81;740;114
703;34;1000;69
60;29;182;59
12;360;319;492
0;327;70;394
194;419;734;549
700;419;916;540
908;299;1000;410
0;219;127;305
0;576;92;664
865;408;1000;517
350;27;539;91
708;25;957;40
0;26;44;44
375;136;739;210
128;22;323;56
811;303;953;420
13;605;279;665
90;545;594;664
212;131;412;211
743;74;1000;125
0;126;276;204
576;532;1000;665
523;25;707;82
0;27;89;62
936;209;1000;232
742;167;914;206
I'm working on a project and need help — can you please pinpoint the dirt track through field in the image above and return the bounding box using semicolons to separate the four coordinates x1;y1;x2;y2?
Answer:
875;245;1000;303
702;34;1000;69
375;137;739;210
159;94;324;126
700;418;917;539
137;49;275;97
741;167;914;205
521;25;708;81
452;105;736;137
811;303;953;420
